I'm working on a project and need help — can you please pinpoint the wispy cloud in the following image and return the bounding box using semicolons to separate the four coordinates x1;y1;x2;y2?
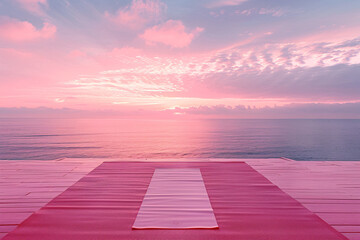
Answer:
14;0;48;16
140;20;203;48
238;8;286;17
206;0;248;8
69;74;182;96
167;102;360;119
59;35;360;106
105;0;166;29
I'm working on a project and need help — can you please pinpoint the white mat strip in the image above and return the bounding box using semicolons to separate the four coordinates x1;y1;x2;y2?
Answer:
132;168;218;229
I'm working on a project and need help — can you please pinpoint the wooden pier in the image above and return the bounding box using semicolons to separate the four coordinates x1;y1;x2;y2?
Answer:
1;158;359;239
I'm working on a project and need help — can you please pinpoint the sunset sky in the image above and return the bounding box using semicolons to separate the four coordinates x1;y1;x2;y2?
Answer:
1;0;360;118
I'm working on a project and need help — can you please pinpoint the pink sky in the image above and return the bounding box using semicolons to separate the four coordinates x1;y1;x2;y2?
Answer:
0;0;360;118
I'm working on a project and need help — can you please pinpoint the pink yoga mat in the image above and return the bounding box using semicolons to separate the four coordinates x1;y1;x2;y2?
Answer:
3;162;347;240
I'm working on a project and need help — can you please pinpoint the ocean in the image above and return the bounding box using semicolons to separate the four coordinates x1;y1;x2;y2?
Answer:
0;118;359;161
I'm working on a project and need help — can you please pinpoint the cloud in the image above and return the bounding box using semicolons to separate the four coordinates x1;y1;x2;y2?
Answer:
195;64;360;101
164;36;360;101
68;71;182;97
106;0;166;29
2;102;360;119
0;17;56;42
63;36;360;104
15;0;48;16
140;20;204;48
169;102;360;119
238;8;285;17
170;35;360;100
206;0;248;8
258;8;285;17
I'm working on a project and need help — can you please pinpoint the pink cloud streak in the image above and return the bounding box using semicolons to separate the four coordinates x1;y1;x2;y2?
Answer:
140;20;204;48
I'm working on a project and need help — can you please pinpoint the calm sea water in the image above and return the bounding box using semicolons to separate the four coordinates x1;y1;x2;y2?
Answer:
0;118;359;161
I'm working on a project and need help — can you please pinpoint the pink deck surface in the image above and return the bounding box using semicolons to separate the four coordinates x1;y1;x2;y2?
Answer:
3;162;347;240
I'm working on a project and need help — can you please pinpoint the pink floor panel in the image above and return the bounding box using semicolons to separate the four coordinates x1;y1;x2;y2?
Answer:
2;162;346;240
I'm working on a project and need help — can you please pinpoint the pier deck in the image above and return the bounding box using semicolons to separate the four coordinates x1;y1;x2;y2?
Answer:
1;158;359;239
